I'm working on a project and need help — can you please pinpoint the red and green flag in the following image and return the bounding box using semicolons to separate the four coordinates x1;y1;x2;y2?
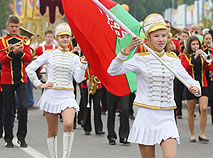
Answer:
62;0;141;96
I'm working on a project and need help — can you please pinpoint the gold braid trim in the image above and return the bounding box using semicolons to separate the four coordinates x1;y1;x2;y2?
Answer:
49;87;74;90
115;57;125;62
120;50;129;56
80;56;88;64
166;52;178;59
133;102;177;110
137;52;150;56
36;83;43;89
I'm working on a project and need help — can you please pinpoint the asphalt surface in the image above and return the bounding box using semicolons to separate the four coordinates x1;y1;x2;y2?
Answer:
0;87;212;158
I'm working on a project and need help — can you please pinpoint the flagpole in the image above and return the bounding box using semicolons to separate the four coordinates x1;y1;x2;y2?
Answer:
92;0;194;92
13;0;16;15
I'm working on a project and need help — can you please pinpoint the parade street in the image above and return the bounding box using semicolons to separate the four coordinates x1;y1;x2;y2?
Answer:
0;87;213;158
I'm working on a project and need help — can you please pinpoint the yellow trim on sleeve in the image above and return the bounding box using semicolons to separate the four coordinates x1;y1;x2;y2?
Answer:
36;84;43;89
20;61;24;82
20;52;25;59
120;50;129;56
80;56;88;64
10;61;14;84
115;57;125;62
2;37;8;53
189;58;194;66
80;60;87;64
6;53;13;59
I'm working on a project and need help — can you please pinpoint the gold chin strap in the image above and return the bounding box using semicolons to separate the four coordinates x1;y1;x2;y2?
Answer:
56;36;70;52
58;46;69;52
147;34;163;54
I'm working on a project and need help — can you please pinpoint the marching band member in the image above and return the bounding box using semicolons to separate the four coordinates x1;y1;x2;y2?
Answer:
34;30;56;81
0;15;32;148
174;29;190;119
34;30;56;59
202;32;213;124
26;23;87;158
179;29;190;53
106;90;130;145
0;63;3;139
165;20;182;55
182;36;213;143
80;66;104;135
107;13;200;158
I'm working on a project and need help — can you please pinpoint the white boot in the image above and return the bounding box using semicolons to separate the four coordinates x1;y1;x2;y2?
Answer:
62;132;74;158
47;136;58;158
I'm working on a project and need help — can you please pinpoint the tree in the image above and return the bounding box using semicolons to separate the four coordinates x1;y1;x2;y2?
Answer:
0;0;12;35
184;0;194;6
201;6;213;29
178;0;184;5
115;0;172;21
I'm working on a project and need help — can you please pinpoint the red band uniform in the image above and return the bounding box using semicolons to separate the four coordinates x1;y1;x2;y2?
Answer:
182;51;213;99
80;66;104;135
0;34;32;145
202;44;213;123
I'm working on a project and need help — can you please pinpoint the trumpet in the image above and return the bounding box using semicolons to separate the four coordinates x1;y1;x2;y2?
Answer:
0;36;30;52
195;48;213;63
207;44;212;56
183;39;186;48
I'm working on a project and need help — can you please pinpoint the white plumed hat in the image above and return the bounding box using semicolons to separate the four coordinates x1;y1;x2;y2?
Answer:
142;13;167;37
54;23;72;37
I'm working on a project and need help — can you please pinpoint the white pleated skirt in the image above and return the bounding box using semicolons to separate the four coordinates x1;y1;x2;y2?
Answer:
128;107;180;145
37;88;79;114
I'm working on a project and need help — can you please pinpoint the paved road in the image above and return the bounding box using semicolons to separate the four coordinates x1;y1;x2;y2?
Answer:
0;88;212;158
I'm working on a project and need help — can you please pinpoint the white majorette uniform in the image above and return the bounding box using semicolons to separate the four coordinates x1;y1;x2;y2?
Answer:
26;24;87;114
107;14;201;145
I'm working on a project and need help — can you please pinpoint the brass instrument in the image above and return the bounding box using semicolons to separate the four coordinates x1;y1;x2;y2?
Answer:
166;33;174;53
40;65;48;83
19;26;34;39
171;26;179;37
195;48;213;63
207;44;213;78
19;26;37;61
183;39;186;48
89;75;101;95
0;36;30;52
207;44;212;57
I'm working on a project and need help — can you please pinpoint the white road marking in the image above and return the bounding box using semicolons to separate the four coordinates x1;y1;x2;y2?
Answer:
13;137;48;158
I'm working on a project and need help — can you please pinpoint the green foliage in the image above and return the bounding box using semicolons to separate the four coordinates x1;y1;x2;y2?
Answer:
115;0;172;21
183;0;195;6
0;0;12;35
201;7;213;29
114;0;197;22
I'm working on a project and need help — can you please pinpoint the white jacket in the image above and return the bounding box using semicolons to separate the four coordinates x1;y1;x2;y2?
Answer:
26;48;87;90
107;51;201;110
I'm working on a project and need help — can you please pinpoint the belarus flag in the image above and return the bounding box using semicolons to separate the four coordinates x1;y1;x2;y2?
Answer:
62;0;141;96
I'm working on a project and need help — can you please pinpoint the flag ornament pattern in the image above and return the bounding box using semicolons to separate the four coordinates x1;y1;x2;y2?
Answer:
62;0;141;96
106;15;128;40
97;6;128;40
